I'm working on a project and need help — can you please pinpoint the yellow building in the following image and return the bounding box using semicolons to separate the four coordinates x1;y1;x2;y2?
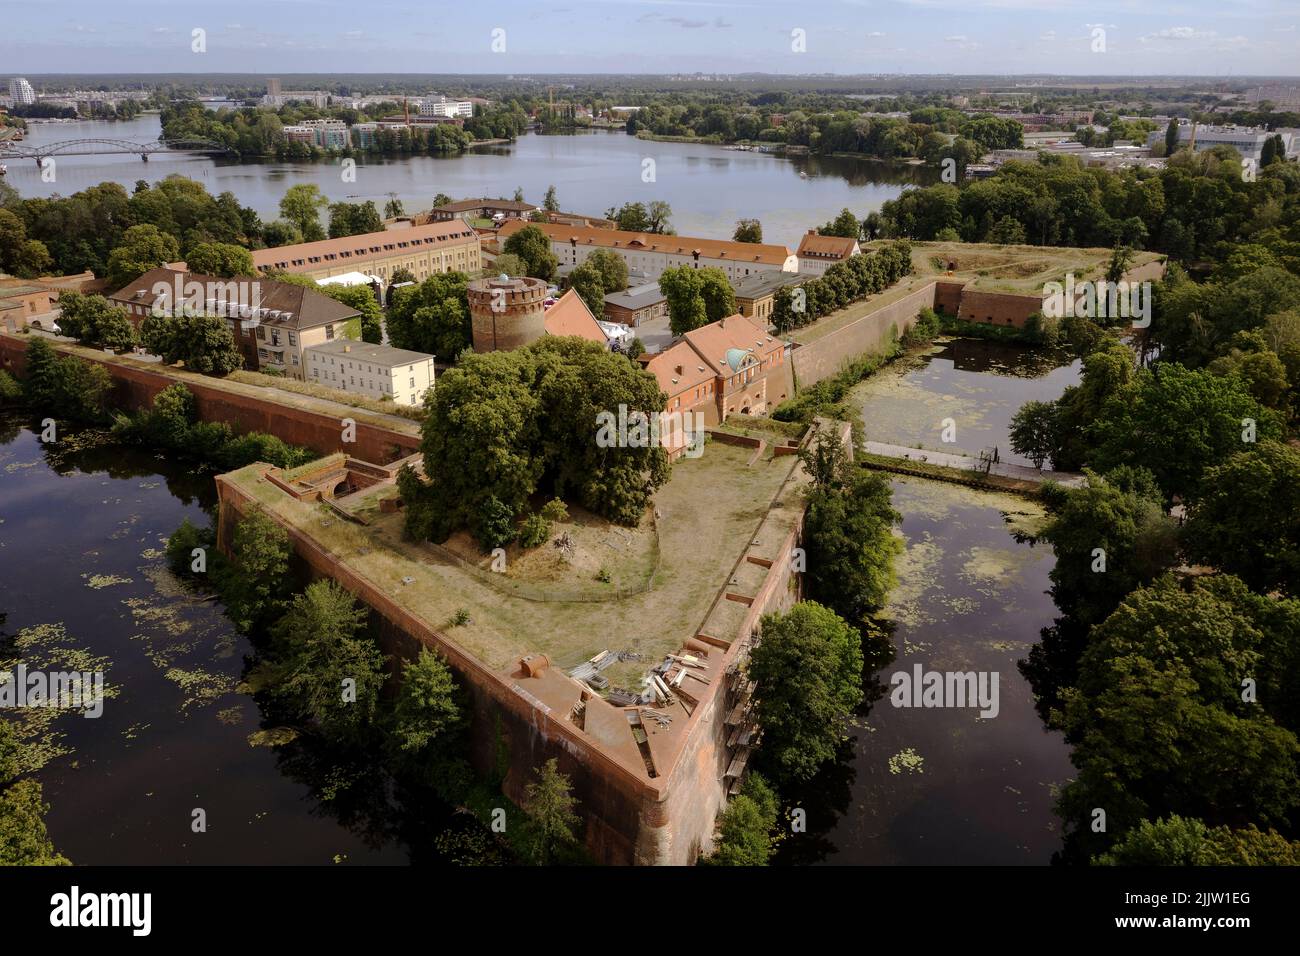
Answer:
251;221;482;283
305;340;436;406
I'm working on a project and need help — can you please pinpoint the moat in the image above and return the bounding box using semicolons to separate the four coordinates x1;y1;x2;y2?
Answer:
775;338;1079;865
1;338;1078;865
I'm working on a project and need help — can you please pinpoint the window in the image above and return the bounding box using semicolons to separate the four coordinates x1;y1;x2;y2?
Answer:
289;332;297;346
409;377;415;389
325;325;335;341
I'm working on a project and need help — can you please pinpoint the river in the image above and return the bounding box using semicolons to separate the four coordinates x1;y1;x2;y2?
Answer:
4;115;938;248
776;338;1078;865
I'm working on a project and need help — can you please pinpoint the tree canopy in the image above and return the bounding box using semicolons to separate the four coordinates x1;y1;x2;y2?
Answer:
404;336;669;548
748;601;866;785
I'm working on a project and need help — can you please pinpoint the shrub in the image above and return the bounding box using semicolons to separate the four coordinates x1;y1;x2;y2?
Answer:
518;513;552;549
165;518;213;577
475;496;517;550
0;370;21;404
540;498;569;523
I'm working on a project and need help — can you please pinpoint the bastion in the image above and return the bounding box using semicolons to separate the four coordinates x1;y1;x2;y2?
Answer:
214;419;845;864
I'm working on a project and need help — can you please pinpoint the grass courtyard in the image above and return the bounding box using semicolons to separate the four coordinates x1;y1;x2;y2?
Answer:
227;438;804;688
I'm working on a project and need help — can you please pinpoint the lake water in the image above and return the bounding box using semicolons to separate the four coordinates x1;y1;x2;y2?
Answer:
777;339;1079;865
4;115;938;248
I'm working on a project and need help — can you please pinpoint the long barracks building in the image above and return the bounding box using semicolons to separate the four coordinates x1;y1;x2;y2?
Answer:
250;221;482;283
494;220;797;284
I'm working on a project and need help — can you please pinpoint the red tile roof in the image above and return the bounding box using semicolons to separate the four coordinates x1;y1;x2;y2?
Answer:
796;231;859;260
251;221;479;274
497;220;793;266
543;289;607;345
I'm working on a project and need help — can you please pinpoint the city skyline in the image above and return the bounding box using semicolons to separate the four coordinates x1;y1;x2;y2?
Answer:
3;0;1300;77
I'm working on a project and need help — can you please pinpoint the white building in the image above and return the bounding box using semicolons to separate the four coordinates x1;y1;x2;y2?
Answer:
8;77;35;106
795;231;860;276
418;96;473;118
1148;121;1296;164
305;340;435;407
261;90;331;109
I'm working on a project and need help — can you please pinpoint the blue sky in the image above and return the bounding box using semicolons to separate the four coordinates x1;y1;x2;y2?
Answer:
3;0;1298;76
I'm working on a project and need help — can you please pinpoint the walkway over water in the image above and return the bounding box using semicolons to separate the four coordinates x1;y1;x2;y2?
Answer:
862;440;1085;488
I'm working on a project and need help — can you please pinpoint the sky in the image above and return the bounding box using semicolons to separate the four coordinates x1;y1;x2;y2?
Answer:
3;0;1299;77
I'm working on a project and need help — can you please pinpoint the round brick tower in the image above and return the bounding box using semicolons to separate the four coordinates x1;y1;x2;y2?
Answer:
467;274;548;352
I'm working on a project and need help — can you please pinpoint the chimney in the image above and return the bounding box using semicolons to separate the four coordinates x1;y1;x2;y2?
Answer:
343;345;351;353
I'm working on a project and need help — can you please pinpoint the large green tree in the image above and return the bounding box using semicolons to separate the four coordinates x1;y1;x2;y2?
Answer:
0;718;69;865
327;200;383;239
265;579;387;743
387;272;471;358
659;264;707;335
1183;442;1300;594
389;648;464;757
585;249;628;294
733;219;763;244
278;184;329;242
1039;469;1180;630
799;430;903;625
698;267;737;325
1057;574;1300;859
186;241;255;278
140;312;244;375
55;292;137;351
20;337;112;422
316;283;383;344
105;224;180;290
748;602;865;785
522;758;581;864
409;337;667;547
215;507;294;632
501;225;557;281
1095;815;1300;866
705;773;780;866
566;261;607;316
1087;363;1283;501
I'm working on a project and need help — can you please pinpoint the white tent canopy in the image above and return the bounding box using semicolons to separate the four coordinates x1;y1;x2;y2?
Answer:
316;272;383;288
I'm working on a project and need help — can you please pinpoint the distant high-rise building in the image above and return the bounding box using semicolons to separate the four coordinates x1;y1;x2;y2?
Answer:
8;77;35;106
266;77;281;98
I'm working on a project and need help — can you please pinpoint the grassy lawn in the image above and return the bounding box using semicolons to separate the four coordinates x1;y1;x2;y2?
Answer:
863;239;1164;295
227;439;803;687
